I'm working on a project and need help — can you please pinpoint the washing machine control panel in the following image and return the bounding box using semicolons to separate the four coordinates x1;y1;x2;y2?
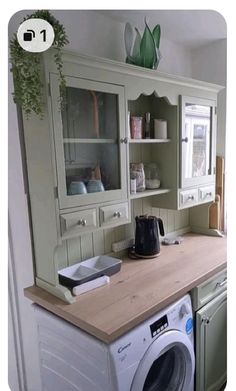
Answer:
150;314;168;338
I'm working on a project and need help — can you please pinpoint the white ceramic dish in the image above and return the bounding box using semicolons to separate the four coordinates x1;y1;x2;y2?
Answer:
58;255;122;288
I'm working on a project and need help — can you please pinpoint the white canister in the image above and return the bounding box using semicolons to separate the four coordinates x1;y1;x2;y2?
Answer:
130;178;136;194
154;119;167;139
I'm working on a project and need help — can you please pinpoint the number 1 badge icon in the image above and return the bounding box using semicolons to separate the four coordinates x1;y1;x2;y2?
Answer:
17;18;55;52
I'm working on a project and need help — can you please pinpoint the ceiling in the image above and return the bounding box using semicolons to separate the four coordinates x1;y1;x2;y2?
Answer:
98;10;227;49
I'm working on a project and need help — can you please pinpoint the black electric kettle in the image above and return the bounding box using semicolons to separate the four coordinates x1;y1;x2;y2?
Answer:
134;215;165;258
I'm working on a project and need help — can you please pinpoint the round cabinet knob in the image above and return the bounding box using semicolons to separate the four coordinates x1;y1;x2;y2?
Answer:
113;211;122;218
78;219;87;226
179;303;190;318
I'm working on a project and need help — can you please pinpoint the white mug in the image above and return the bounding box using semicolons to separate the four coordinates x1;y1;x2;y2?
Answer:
154;119;167;139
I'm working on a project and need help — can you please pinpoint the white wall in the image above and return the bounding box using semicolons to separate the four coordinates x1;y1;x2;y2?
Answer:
191;39;227;157
191;39;227;230
53;10;193;77
8;10;226;391
10;10;193;77
8;70;42;390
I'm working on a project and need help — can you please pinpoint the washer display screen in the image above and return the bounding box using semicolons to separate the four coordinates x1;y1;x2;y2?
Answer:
150;315;168;338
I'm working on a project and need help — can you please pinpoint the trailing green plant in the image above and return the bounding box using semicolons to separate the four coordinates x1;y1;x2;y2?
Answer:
124;18;161;70
10;10;69;117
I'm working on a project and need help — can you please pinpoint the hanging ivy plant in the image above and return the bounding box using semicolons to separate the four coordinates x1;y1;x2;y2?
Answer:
10;10;69;117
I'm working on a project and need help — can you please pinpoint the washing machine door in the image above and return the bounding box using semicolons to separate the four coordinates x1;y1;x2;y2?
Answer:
130;330;195;391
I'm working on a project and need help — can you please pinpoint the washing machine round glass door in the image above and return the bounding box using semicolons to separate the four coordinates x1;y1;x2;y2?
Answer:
131;330;195;391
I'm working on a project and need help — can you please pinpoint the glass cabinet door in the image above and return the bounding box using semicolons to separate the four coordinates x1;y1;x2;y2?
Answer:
180;96;216;188
50;74;127;209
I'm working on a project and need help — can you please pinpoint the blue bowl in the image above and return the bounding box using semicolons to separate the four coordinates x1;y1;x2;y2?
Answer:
87;180;105;193
68;181;87;195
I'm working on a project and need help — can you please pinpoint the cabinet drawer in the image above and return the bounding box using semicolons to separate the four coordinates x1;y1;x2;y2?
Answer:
199;185;215;202
99;202;129;227
179;188;198;208
191;268;227;311
60;209;97;239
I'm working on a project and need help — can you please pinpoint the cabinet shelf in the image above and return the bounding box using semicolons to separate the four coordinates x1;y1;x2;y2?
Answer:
130;188;170;200
63;138;117;144
129;138;171;144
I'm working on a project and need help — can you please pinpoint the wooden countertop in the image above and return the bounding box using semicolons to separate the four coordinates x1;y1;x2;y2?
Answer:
25;233;227;343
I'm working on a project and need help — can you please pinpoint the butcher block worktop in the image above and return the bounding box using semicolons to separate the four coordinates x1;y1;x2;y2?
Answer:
25;233;227;343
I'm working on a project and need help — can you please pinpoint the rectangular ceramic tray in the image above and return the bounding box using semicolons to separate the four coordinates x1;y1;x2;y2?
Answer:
58;255;122;288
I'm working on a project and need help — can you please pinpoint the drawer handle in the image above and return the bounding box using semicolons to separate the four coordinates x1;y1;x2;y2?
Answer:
206;192;212;196
113;211;122;218
188;195;195;200
78;219;87;226
215;278;227;289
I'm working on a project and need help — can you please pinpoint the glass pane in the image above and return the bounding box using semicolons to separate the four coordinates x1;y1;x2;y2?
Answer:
64;143;121;196
184;103;212;179
143;346;186;391
61;85;121;196
62;87;118;140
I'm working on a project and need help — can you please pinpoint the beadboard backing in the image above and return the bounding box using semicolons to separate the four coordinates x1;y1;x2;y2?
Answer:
56;199;189;269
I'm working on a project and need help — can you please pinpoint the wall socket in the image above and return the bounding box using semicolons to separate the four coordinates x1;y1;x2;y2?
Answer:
112;238;134;253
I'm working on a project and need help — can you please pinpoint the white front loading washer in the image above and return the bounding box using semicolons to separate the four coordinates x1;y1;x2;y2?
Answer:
34;294;195;391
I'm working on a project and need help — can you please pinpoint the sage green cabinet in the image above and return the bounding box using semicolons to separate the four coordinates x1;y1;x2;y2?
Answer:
21;50;223;302
50;74;128;210
192;269;227;390
178;96;216;209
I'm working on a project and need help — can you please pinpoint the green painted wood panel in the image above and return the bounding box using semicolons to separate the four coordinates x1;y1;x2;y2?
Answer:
65;197;189;264
196;290;227;391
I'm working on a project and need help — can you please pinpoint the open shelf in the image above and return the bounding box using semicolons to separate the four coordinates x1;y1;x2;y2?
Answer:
130;188;171;200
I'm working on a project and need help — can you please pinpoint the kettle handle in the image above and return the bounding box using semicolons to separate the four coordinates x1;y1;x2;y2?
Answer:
157;218;165;236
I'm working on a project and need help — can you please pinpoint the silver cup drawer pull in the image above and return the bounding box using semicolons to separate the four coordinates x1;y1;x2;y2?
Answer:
188;195;195;200
215;278;227;289
113;211;122;218
77;219;87;226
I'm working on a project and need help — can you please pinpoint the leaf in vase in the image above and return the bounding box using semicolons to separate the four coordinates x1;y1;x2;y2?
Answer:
140;19;157;69
124;22;134;58
153;48;162;69
131;27;142;65
152;24;161;49
126;55;136;64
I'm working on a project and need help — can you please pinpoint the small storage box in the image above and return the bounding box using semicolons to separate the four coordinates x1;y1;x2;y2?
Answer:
58;256;122;288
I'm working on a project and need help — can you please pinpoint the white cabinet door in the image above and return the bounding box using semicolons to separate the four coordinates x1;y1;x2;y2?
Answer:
50;74;128;210
195;290;227;391
180;96;216;188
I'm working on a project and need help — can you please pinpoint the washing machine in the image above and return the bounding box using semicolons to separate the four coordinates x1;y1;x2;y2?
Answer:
34;294;195;391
